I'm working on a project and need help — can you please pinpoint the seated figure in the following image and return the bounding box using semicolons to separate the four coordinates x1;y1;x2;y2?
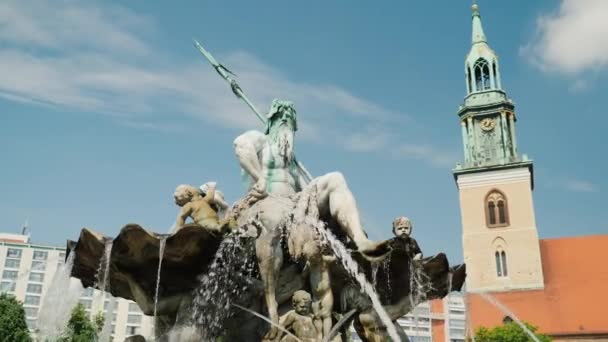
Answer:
278;290;318;342
390;216;422;260
173;183;231;234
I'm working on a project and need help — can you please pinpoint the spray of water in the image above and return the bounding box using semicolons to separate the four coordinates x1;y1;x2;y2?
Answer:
322;309;357;342
95;240;114;342
188;227;257;339
37;251;83;339
291;184;401;341
371;262;380;288
98;295;117;342
154;236;168;319
232;304;302;342
477;291;541;342
96;239;113;292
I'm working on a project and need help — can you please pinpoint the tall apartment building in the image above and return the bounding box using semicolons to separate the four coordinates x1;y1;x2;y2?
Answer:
350;293;467;341
0;232;153;341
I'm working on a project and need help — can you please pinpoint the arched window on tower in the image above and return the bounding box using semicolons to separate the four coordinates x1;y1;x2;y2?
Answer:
466;66;472;93
488;201;496;225
492;237;508;278
501;251;508;276
495;251;502;277
492;62;498;88
474;58;491;91
485;190;509;227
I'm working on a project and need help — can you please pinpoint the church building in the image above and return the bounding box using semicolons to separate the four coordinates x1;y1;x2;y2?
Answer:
453;5;608;341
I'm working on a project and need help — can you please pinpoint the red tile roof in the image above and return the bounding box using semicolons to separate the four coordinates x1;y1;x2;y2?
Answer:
468;234;608;337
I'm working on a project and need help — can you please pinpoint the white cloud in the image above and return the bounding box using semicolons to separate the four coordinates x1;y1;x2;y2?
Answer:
392;144;458;168
563;179;599;193
522;0;608;74
0;0;452;166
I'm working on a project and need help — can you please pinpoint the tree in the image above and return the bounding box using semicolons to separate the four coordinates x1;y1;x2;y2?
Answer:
474;321;552;342
0;293;31;341
58;303;104;342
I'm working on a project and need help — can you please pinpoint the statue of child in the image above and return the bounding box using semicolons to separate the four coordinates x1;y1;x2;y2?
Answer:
391;216;422;260
173;182;233;234
278;290;318;342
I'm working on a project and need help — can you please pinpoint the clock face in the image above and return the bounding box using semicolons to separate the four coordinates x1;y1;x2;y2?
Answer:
480;118;496;131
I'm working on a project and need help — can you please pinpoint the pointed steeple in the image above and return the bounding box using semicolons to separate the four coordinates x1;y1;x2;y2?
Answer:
457;4;525;171
471;4;487;45
464;4;502;95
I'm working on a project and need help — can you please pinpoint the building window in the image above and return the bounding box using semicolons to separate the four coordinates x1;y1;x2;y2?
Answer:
128;302;141;313
487;201;496;225
495;251;502;276
1;281;16;292
4;259;20;269
24;295;40;306
501;251;508;276
449;328;466;336
26;319;37;330
495;250;509;277
466;66;472;93
82;287;94;298
2;270;18;280
450;319;466;328
26;283;43;294
7;248;22;258
474;58;491;91
79;299;92;309
126;326;140;335
24;307;39;318
29;272;44;283
33;251;48;260
485;190;509;227
31;260;46;272
127;314;142;324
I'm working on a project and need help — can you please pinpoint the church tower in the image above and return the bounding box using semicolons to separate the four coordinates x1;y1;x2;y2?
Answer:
454;4;544;292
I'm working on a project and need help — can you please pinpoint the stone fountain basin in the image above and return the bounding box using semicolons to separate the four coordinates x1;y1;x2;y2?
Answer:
68;224;223;315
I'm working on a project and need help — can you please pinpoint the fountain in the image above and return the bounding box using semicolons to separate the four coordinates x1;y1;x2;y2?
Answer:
65;41;466;341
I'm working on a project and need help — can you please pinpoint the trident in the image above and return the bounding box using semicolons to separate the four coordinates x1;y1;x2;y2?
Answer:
193;39;313;183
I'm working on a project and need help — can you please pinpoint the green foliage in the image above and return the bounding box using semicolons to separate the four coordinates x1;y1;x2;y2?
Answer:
58;303;102;342
474;322;552;342
0;293;31;341
92;311;105;333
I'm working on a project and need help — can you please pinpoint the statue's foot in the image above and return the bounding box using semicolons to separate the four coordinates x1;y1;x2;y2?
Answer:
357;240;392;261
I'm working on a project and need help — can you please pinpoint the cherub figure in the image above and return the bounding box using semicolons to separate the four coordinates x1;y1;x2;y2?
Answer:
304;243;336;340
278;290;318;342
173;183;231;234
391;216;422;260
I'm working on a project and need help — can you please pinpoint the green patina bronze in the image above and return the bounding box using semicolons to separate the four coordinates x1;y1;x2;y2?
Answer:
455;4;531;177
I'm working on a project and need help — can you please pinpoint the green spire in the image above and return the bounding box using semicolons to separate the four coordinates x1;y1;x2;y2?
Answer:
471;4;487;45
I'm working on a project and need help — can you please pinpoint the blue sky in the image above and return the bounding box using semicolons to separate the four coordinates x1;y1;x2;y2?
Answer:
1;0;607;262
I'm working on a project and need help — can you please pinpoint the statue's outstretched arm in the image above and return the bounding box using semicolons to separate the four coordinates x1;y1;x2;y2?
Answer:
234;130;267;183
175;205;192;229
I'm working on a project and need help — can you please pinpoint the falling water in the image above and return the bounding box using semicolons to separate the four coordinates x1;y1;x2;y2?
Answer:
96;239;114;342
37;250;83;339
477;291;541;342
96;239;113;292
99;295;117;342
371;262;380;288
188;226;257;339
154;236;168;319
315;226;400;341
232;304;302;342
290;184;400;341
